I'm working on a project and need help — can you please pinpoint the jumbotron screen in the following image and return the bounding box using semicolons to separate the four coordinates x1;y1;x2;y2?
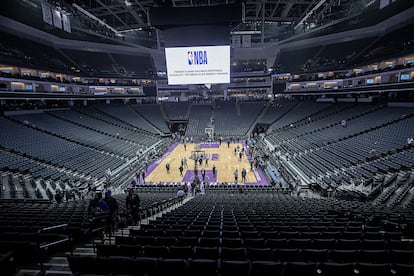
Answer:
165;45;230;85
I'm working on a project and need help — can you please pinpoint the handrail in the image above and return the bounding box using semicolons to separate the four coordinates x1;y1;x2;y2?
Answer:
36;223;73;271
37;223;69;233
39;237;71;250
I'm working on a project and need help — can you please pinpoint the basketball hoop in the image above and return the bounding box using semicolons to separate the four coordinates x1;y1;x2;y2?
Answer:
205;127;214;139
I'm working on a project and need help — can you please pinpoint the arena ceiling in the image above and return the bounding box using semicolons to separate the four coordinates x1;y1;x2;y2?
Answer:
69;0;322;31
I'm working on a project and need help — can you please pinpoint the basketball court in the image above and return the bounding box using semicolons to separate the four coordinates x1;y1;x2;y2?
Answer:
144;142;270;185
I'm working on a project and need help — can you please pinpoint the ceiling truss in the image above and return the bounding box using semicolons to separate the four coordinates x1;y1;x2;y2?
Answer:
75;0;315;30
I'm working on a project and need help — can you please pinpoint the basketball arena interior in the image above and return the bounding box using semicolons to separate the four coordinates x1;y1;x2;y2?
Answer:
0;0;414;275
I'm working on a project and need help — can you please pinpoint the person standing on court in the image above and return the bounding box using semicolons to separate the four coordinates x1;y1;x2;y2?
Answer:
212;165;217;177
166;163;170;173
201;168;206;181
241;168;247;183
234;169;238;183
179;165;184;176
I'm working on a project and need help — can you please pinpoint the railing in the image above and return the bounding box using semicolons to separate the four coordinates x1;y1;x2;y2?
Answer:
87;214;112;251
36;224;73;270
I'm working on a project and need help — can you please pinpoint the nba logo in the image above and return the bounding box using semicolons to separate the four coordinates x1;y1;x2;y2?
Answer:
188;51;193;65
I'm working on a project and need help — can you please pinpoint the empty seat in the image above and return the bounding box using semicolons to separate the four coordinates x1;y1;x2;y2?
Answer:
168;245;193;259
244;238;265;248
362;239;385;250
142;245;169;258
157;258;187;275
220;247;247;261
359;249;388;263
336;239;361;250
250;261;283;276
220;260;250;276
313;238;336;249
319;262;354;276
112;256;157;275
392;263;414;276
156;236;178;246
178;236;198;247
355;263;392;276
299;249;328;262
265;238;287;249
188;259;217;276
221;238;243;248
222;231;240;238
202;230;221;238
272;248;299;262
118;244;142;257
283;261;316;276
67;255;106;275
247;247;273;261
329;249;359;263
199;237;220;247
287;238;312;249
389;250;414;264
193;246;220;260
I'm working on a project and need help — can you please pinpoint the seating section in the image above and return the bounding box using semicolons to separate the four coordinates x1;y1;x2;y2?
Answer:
262;103;414;201
0;105;166;199
132;105;170;134
0;188;178;265
371;171;414;208
213;102;263;137
162;102;190;121
238;102;265;134
110;53;154;77
11;112;136;158
279;108;413;179
0;148;84;183
276;46;322;73
269;101;331;130
70;190;414;275
185;105;213;137
94;104;161;135
309;38;375;71
0;31;73;72
0;170;80;200
61;49;117;76
49;108;158;146
356;23;414;65
259;101;299;124
0;117;124;179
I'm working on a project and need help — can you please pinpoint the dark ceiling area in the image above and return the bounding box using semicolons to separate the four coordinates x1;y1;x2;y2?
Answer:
66;0;316;31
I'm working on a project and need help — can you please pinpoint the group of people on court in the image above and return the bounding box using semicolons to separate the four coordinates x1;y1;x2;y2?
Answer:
233;168;248;183
234;144;248;161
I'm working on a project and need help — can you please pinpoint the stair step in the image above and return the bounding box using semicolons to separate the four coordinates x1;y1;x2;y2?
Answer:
43;263;69;268
48;257;69;264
